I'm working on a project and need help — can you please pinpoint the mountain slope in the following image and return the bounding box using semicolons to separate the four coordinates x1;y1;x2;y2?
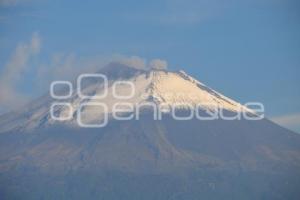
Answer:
0;64;251;133
0;63;300;200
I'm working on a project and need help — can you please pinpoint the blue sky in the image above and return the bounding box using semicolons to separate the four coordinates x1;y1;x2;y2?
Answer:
0;0;299;132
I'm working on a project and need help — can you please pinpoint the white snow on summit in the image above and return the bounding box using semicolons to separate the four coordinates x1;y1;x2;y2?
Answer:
0;65;253;132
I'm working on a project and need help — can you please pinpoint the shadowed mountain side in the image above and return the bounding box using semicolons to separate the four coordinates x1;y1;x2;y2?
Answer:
0;64;300;199
0;111;300;199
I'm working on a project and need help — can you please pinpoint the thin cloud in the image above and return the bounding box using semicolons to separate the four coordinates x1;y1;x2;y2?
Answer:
0;32;41;110
0;32;170;113
111;55;168;70
271;113;300;133
0;0;30;7
271;113;300;126
116;55;146;70
149;59;168;70
37;53;111;88
37;54;164;90
37;54;169;92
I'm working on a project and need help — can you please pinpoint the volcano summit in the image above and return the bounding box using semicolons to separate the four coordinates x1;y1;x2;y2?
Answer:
0;63;299;200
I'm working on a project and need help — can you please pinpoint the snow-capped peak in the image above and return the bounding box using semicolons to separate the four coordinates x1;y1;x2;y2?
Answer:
0;64;252;132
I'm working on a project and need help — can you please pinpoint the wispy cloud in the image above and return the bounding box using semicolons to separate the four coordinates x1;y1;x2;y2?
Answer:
115;55;168;70
271;113;300;133
0;32;41;110
0;0;30;7
116;55;146;70
37;54;168;86
36;53;111;88
0;32;169;113
149;59;168;70
271;113;300;126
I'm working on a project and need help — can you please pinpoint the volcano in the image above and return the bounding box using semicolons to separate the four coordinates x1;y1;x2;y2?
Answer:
0;63;300;200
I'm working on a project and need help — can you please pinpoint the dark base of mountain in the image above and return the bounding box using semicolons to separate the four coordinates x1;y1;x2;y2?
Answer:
0;113;300;199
